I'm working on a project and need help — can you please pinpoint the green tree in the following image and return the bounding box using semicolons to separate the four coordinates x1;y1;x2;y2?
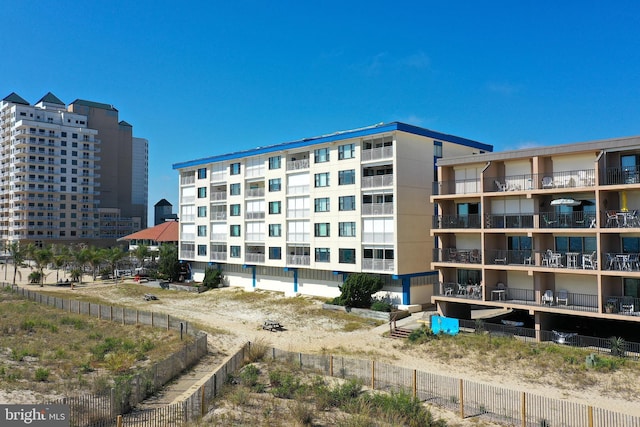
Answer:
105;246;126;283
157;243;179;281
50;244;70;283
31;246;52;287
73;246;91;284
133;244;150;269
86;247;104;281
7;242;26;286
335;273;384;308
202;267;223;289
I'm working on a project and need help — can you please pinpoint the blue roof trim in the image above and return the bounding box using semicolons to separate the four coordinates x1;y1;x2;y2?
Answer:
172;122;492;170
392;271;439;280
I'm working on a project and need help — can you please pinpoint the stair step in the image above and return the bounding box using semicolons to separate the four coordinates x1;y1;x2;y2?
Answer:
389;327;413;339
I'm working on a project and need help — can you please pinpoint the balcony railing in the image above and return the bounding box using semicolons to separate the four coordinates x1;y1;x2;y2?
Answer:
433;214;481;229
245;253;265;263
362;258;394;271
245;212;265;220
210;192;227;201
434;283;599;313
181;250;195;259
433;248;482;264
210;233;227;241
361;175;393;188
286;208;309;218
245;233;265;241
287;158;309;171
287;185;309;195
287;233;310;242
211;212;227;220
246;188;265;198
361;146;393;162
539;211;595;229
484;213;535;229
210;251;227;261
604;165;640;186
362;232;394;244
362;203;393;216
287;255;310;265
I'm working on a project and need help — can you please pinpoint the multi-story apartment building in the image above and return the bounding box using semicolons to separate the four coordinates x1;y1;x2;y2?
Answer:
173;122;491;306
0;92;147;246
431;136;640;338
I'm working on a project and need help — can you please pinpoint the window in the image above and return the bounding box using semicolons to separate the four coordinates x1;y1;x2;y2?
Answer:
230;204;241;216
269;224;282;237
338;143;355;159
314;148;330;163
197;245;207;256
339;248;356;264
269;201;281;214
269;247;281;260
434;141;443;158
197;225;207;236
230;246;241;258
315;248;330;262
269;178;281;192
339;196;356;211
230;162;241;175
314;223;330;237
197;206;207;217
314;172;330;187
230;225;241;237
197;187;207;198
314;197;330;212
339;222;356;237
197;168;207;179
230;183;241;195
61;132;67;137
338;170;355;185
268;156;281;170
72;133;78;139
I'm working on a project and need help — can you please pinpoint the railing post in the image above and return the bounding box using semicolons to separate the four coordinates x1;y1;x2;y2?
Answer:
116;414;122;427
521;392;526;427
201;385;206;417
459;378;464;419
167;314;170;330
588;405;593;427
371;360;375;390
413;369;417;397
329;355;333;376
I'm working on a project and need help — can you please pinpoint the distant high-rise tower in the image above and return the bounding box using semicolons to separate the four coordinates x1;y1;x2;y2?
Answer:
154;199;177;225
0;92;148;246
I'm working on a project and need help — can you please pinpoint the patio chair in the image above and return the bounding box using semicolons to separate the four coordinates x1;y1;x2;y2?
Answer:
582;251;597;269
494;180;508;192
541;176;554;189
542;290;554;305
606;210;620;228
556;289;569;306
470;249;480;263
494;251;507;264
448;248;458;261
629;253;640;270
542;215;557;227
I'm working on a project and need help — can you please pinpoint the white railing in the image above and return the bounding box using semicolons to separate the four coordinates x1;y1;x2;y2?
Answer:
181;196;195;204
181;215;195;222
245;167;265;179
246;188;265;197
245;253;265;263
361;146;393;162
210;192;227;201
362;259;395;271
287;233;310;242
286;209;309;218
245;233;265;241
362;232;394;244
361;203;394;215
211;212;227;220
181;233;195;240
286;159;309;171
287;185;309;195
210;233;227;241
181;250;195;259
210;251;227;261
245;212;265;220
361;175;393;188
210;172;226;182
287;255;310;265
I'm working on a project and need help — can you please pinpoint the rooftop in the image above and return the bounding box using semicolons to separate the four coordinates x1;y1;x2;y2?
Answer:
118;221;178;243
173;121;492;170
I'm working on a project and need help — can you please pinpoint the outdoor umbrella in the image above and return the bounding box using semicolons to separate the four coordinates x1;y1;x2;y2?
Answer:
551;198;580;206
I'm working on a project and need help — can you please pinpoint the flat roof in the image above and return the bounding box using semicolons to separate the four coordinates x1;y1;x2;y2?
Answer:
436;135;640;166
173;122;492;170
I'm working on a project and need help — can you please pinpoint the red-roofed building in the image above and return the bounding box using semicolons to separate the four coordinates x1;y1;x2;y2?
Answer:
118;220;179;252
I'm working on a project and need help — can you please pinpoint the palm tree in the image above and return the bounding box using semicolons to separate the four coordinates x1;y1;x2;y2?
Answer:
86;247;103;281
73;246;91;285
105;246;125;284
7;242;25;286
158;243;179;282
50;244;70;283
133;244;150;270
31;246;52;287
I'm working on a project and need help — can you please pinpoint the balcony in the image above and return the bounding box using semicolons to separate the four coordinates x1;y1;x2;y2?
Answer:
287;185;309;195
245;253;265;263
181;175;195;185
361;175;393;189
362;258;394;272
245;212;265;220
210;211;227;220
361;146;393;162
433;214;481;229
433;248;482;264
246;188;265;198
362;231;393;244
246;233;265;241
181;250;195;259
210;251;227;261
435;283;599;313
286;208;309;218
604;296;640;315
210;191;227;201
287;255;310;266
287;158;309;171
362;203;393;216
539;211;596;229
210;233;227;242
604;165;640;186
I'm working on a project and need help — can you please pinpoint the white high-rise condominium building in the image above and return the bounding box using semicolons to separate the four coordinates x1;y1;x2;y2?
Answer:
173;122;491;306
0;92;148;246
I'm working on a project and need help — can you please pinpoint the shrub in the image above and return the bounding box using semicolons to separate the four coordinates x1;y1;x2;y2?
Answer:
269;370;302;398
370;299;393;312
408;326;436;344
246;339;269;363
34;367;50;382
334;273;384;308
202;267;223;289
610;336;626;357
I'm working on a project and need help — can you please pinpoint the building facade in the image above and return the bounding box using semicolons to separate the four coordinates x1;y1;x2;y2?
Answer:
154;198;177;225
0;92;147;246
173;122;490;306
431;135;640;338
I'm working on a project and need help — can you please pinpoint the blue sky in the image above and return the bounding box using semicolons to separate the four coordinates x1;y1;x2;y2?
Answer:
3;1;640;224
